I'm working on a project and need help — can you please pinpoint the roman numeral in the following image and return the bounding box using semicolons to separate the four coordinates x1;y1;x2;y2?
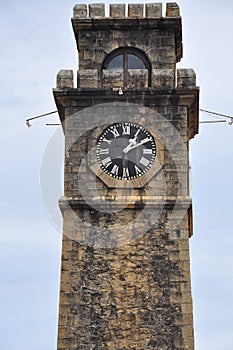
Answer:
122;167;129;178
143;148;153;154
111;164;119;176
102;157;112;168
135;165;142;175
139;157;150;167
99;148;109;155
122;124;130;135
110;126;120;138
102;137;112;145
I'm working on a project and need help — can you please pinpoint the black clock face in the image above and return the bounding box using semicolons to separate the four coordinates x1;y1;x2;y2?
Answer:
96;122;156;180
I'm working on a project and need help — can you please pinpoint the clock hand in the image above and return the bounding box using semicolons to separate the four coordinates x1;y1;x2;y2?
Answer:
123;137;152;153
133;129;140;139
127;129;140;146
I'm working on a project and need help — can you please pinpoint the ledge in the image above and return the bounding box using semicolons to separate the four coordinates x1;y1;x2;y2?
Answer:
59;195;193;238
59;195;192;210
53;87;199;139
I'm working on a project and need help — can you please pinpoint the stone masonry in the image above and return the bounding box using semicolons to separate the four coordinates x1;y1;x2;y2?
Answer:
54;3;199;350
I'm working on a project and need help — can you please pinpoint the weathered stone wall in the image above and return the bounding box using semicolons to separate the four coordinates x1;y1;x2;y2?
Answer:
57;209;194;349
76;27;176;71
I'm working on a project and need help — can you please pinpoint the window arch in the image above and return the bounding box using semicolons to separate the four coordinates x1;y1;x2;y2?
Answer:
102;47;151;87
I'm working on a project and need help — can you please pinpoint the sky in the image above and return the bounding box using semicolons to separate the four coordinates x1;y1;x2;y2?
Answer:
0;0;233;349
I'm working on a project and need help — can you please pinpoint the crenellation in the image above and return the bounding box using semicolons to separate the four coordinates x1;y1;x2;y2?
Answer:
110;4;125;18
88;3;105;18
77;69;98;88
177;69;196;88
127;69;149;88
56;70;73;89
73;4;87;18
166;2;180;17
152;68;175;88
146;3;162;18
102;70;124;88
72;3;181;19
128;3;144;18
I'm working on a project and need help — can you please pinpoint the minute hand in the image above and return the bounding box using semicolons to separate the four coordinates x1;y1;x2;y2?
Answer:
123;137;151;153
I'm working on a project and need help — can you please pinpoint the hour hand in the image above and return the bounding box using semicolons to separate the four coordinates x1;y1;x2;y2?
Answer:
127;129;140;146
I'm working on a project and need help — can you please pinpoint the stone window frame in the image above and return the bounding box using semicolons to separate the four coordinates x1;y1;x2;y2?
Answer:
102;47;151;87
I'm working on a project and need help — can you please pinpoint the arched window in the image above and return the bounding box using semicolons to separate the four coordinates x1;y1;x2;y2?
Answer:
102;47;151;87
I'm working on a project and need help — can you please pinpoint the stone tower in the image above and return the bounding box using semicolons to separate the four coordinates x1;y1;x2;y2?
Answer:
54;2;199;349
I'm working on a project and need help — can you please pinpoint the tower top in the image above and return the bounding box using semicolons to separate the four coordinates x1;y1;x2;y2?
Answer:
72;2;182;62
55;2;199;140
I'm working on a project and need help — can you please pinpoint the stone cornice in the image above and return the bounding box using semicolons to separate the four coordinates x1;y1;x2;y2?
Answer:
53;87;199;139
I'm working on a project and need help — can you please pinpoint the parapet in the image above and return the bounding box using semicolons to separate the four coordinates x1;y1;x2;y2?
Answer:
56;68;197;90
73;3;180;19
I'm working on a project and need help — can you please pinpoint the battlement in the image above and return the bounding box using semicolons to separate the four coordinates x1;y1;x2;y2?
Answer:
73;3;180;19
57;68;196;90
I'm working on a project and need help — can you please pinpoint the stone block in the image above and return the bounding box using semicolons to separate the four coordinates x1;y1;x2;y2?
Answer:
177;69;196;88
56;70;74;89
152;68;175;87
110;4;125;18
146;3;162;18
127;69;148;88
73;4;87;18
183;336;195;349
181;301;193;314
89;3;105;18
128;4;144;18
166;2;180;17
181;325;194;338
77;69;98;88
102;70;124;88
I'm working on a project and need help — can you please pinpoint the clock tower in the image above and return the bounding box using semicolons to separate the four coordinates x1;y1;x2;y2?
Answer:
54;2;199;349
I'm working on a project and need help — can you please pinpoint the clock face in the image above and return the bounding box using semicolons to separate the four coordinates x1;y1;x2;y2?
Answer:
96;122;156;180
